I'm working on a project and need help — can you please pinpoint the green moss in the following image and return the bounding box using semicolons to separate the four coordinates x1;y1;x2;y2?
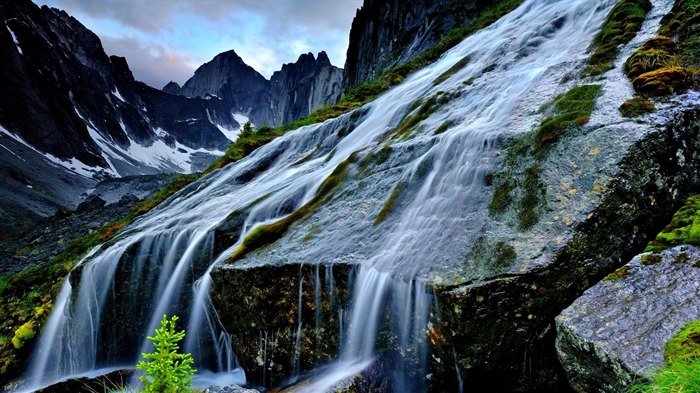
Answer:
534;85;602;155
518;166;545;229
434;120;452;135
374;182;407;225
619;97;656;117
645;195;700;252
466;237;517;271
11;322;35;349
385;94;442;141
641;253;663;265
489;179;514;216
585;0;653;76
433;56;471;86
603;265;631;281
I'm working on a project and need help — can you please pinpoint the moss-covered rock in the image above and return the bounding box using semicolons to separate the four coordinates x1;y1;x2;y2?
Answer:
619;97;656;117
625;36;680;79
632;67;693;95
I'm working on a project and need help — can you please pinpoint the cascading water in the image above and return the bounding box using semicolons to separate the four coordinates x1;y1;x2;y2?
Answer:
20;0;631;391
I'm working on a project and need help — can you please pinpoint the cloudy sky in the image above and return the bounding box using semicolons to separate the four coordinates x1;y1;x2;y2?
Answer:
35;0;364;89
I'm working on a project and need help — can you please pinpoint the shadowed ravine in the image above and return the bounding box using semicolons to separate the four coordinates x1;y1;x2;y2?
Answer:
17;0;641;391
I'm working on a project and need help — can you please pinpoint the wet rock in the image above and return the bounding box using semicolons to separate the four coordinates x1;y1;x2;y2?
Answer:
429;104;700;391
210;263;352;387
555;245;700;392
204;384;260;393
30;369;133;393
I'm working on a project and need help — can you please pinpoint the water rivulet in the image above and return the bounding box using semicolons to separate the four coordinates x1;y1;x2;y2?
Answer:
20;0;638;391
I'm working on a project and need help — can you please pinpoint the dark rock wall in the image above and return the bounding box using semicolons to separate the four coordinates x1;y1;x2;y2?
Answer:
210;263;352;387
343;0;503;90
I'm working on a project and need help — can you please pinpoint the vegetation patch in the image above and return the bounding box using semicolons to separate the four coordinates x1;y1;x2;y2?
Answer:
584;0;652;76
625;0;700;96
619;97;656;117
466;237;518;272
603;265;631;281
640;253;663;265
534;84;602;156
434;120;453;135
374;182;407;225
433;56;471;86
626;320;700;392
645;195;700;252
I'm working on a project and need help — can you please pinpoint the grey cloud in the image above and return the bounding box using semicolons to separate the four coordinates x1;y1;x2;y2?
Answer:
41;0;363;37
101;36;198;88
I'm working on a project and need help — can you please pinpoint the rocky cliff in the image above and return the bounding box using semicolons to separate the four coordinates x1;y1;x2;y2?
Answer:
343;0;507;90
170;51;343;127
0;0;241;239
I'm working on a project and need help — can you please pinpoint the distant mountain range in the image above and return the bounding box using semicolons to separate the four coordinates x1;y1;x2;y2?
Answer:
165;50;343;127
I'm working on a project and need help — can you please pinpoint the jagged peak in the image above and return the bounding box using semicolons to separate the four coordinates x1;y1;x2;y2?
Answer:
316;51;331;66
162;81;181;94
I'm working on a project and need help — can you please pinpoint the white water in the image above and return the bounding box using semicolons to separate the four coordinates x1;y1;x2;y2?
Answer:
22;0;631;391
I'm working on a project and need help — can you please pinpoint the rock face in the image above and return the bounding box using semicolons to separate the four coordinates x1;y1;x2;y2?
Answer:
555;245;700;392
0;0;241;239
175;50;343;127
343;0;505;90
210;263;352;387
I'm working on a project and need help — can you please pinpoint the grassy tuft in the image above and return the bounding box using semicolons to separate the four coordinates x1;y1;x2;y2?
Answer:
626;321;700;392
584;0;653;76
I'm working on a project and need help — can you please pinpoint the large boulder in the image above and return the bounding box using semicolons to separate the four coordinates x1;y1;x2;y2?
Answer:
555;245;700;392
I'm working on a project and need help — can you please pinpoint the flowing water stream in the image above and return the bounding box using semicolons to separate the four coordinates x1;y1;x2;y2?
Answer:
20;0;642;391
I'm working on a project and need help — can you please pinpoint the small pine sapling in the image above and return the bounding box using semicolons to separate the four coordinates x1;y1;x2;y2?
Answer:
137;314;196;393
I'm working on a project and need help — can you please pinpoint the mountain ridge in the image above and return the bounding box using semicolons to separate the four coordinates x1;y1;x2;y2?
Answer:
168;49;344;127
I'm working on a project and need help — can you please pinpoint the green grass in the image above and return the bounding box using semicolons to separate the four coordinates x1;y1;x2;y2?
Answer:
374;182;407;225
626;321;700;392
433;56;471;86
534;84;602;156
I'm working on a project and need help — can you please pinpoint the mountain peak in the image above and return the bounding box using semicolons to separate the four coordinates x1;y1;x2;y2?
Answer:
162;81;182;95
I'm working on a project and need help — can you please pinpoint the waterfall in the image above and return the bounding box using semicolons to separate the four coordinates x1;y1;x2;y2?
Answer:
20;0;628;391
